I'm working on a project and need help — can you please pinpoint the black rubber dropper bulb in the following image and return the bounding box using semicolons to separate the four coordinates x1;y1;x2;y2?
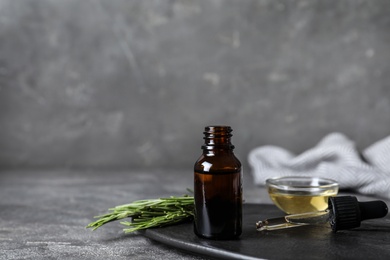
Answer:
328;196;389;232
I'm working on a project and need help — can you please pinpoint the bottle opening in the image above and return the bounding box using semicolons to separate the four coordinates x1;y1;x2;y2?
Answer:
203;126;232;137
202;125;234;150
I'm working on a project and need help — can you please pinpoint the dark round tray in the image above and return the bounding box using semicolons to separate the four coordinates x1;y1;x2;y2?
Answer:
141;204;390;259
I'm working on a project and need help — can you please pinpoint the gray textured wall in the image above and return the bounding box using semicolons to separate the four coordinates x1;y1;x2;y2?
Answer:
1;0;389;170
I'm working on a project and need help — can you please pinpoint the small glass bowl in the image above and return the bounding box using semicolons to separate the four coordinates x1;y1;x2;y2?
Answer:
266;176;339;214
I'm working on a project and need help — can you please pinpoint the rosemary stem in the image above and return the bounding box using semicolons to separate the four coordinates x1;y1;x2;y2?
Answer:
86;195;194;232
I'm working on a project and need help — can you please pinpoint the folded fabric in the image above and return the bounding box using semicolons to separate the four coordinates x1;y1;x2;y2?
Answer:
248;133;390;200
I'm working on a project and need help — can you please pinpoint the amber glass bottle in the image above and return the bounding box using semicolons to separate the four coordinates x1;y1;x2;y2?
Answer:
194;126;242;239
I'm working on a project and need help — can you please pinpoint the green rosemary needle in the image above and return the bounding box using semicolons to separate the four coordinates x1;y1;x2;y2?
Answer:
86;195;194;233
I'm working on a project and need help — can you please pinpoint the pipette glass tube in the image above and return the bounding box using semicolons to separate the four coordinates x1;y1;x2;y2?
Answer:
256;210;330;231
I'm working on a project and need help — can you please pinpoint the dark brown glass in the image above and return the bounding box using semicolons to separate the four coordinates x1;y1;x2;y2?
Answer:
194;126;242;239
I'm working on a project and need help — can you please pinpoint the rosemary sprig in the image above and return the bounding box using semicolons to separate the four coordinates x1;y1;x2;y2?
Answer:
86;195;194;233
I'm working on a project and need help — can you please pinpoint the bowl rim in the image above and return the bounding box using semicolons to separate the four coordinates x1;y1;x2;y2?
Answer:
266;176;339;191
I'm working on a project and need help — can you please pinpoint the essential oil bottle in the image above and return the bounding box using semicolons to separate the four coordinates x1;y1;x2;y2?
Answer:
194;126;242;239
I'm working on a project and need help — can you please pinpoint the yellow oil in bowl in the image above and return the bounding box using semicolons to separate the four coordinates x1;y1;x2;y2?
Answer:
266;176;339;214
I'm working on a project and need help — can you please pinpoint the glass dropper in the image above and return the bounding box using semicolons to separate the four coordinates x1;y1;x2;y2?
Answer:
256;196;388;232
256;210;329;231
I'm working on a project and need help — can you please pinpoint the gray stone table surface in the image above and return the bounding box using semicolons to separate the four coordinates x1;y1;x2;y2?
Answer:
0;169;265;260
0;169;388;259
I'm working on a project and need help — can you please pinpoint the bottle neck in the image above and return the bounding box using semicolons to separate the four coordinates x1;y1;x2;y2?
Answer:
201;126;235;152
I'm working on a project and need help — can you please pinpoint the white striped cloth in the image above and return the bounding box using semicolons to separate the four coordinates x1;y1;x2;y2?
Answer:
248;133;390;200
